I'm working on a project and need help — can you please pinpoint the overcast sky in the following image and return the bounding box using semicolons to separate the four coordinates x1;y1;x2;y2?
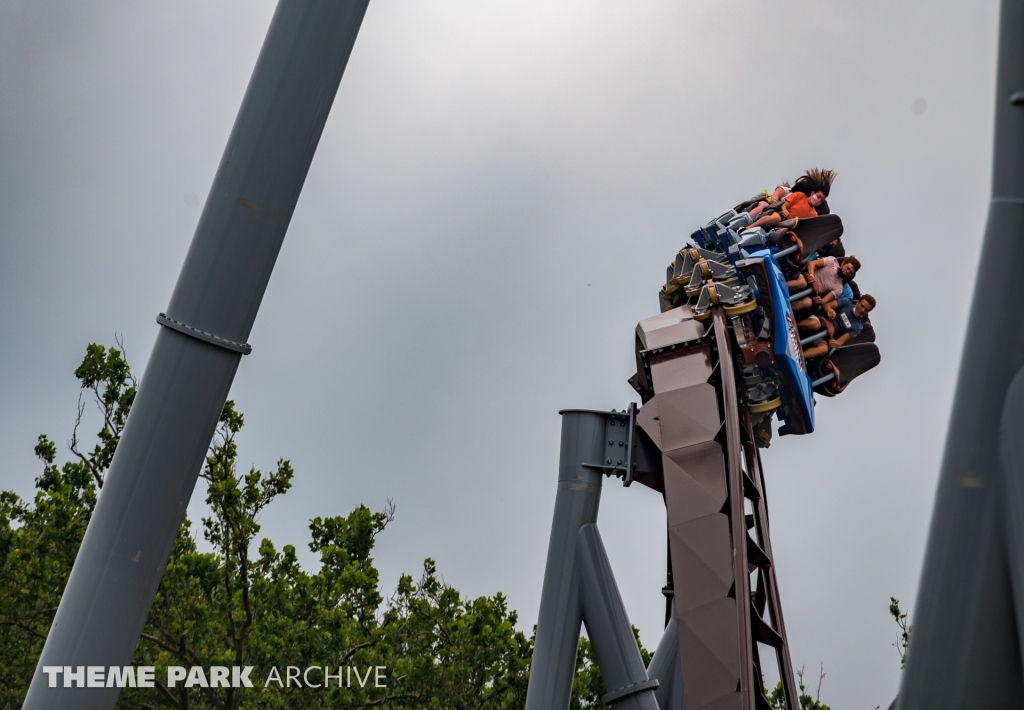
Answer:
0;1;1002;707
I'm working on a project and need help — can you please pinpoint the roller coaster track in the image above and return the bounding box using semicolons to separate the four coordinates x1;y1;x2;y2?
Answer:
526;216;865;708
524;304;803;710
638;305;799;710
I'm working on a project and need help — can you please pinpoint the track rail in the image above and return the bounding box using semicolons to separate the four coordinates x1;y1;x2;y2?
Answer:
634;306;799;710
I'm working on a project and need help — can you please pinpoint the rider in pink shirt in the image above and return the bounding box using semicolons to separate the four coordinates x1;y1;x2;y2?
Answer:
788;256;861;312
811;256;845;298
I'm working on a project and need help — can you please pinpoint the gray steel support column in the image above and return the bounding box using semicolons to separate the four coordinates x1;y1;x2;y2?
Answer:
648;604;686;710
525;411;606;710
23;3;369;709
1002;370;1024;665
577;524;659;710
897;0;1024;706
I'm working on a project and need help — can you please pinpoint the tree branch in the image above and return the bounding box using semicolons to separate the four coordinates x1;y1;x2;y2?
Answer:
340;640;376;665
138;632;202;667
2;617;48;640
359;693;423;707
69;394;104;488
115;332;138;389
149;677;180;709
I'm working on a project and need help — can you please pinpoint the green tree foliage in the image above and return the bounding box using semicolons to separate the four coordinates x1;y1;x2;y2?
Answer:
0;341;678;709
0;342;132;708
0;435;98;709
766;665;832;710
69;341;137;487
1;343;537;708
889;597;912;669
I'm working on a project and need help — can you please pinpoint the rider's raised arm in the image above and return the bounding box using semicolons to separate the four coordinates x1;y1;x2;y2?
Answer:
805;258;825;283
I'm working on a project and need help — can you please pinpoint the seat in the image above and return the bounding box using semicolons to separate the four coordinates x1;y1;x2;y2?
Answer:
790;214;844;259
848;320;875;345
811;343;881;397
817;237;846;259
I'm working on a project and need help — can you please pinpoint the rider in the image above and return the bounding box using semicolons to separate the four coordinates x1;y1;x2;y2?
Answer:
746;168;836;231
798;294;876;359
788;255;860;312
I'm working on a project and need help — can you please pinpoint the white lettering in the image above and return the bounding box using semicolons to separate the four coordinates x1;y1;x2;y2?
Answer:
286;666;301;687
264;666;283;687
303;666;322;688
353;666;371;688
209;666;229;688
324;666;343;687
167;666;186;687
87;667;105;688
42;667;62;688
375;666;387;688
137;667;155;688
107;667;136;688
233;666;254;688
185;666;209;688
64;666;84;688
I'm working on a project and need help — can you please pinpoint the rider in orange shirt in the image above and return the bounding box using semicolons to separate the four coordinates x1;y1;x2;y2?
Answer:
782;190;820;219
747;168;835;231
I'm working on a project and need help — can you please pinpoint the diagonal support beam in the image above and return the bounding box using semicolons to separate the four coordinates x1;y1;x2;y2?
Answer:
526;409;662;710
1002;369;1024;667
648;602;687;710
526;411;606;710
24;3;370;708
897;2;1024;706
578;524;659;710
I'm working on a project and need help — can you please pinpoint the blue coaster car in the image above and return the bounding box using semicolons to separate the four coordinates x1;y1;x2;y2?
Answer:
636;198;879;448
735;244;815;435
653;209;848;439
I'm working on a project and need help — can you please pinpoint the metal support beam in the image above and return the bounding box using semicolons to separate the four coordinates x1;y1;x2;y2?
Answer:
526;411;606;710
1002;369;1024;683
526;409;661;710
897;0;1024;706
578;524;659;710
24;3;369;708
647;603;686;710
